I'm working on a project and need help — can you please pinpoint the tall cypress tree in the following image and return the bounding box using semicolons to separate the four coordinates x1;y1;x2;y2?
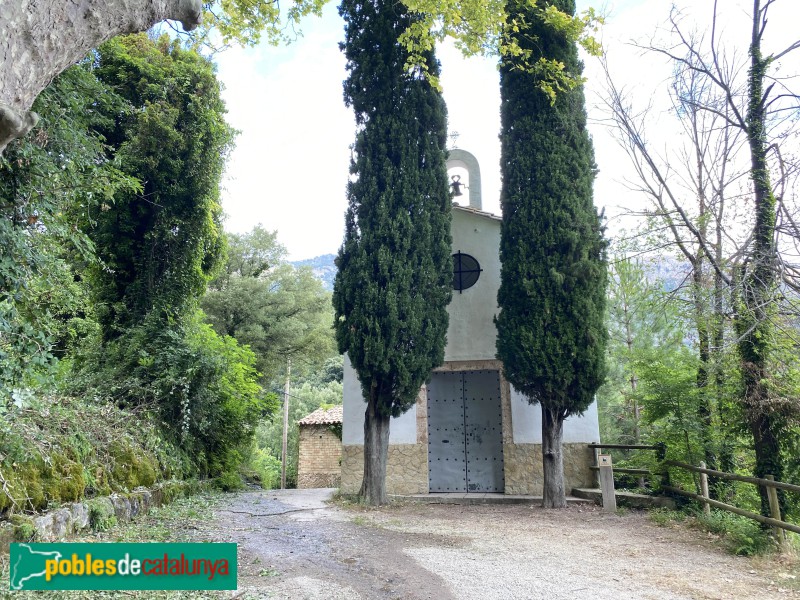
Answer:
496;0;607;508
333;0;452;505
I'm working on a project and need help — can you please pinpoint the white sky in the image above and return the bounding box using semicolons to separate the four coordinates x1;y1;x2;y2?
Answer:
214;0;799;261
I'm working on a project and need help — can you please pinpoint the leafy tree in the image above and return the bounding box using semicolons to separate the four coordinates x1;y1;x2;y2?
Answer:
496;0;607;509
0;63;137;394
77;310;270;479
202;226;336;384
212;226;285;285
600;1;800;516
334;0;452;505
88;34;234;338
599;257;684;446
64;35;266;481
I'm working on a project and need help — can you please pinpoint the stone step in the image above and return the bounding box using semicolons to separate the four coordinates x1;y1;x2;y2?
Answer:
572;488;676;510
392;493;593;505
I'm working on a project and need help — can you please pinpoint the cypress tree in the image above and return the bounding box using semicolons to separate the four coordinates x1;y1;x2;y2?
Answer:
496;0;607;508
333;0;452;505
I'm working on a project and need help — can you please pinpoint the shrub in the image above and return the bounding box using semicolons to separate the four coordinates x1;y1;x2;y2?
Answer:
694;510;772;556
73;310;272;483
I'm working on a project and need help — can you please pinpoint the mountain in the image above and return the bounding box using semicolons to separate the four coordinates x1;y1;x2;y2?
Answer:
292;254;337;291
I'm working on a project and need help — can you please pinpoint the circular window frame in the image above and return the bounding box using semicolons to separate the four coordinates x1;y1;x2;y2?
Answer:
452;251;482;293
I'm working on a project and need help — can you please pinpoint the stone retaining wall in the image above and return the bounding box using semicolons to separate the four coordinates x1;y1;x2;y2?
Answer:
1;480;197;544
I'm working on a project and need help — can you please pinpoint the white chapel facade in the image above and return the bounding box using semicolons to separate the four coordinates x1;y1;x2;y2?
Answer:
340;150;600;495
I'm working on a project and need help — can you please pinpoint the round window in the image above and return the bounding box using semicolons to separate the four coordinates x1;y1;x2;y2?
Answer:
452;252;481;292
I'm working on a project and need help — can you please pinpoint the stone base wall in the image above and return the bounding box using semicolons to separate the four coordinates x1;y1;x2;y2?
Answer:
504;443;596;495
343;442;594;495
341;444;428;495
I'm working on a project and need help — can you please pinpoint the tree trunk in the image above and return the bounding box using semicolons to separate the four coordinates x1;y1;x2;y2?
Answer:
735;0;781;518
693;261;719;483
713;254;735;498
359;386;391;506
0;0;201;153
541;404;566;509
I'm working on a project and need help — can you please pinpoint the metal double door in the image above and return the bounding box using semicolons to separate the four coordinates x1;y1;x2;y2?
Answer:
427;370;504;493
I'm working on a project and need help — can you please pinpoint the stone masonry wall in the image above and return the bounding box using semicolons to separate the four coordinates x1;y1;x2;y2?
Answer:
298;424;341;489
504;443;597;495
340;444;428;495
1;480;197;544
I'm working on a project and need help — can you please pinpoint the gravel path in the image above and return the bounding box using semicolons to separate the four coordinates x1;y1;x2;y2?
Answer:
204;488;799;600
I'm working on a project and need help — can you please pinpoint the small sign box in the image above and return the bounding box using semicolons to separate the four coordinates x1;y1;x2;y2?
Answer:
598;454;613;468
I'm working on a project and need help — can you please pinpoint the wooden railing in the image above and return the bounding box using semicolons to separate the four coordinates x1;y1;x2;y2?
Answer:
587;442;667;477
663;460;800;547
588;443;668;512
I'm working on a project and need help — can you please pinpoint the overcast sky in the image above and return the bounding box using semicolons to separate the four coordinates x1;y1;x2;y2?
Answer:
214;0;799;261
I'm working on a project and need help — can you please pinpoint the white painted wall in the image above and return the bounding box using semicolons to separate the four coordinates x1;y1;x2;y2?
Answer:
445;208;501;361
342;355;418;445
510;387;601;443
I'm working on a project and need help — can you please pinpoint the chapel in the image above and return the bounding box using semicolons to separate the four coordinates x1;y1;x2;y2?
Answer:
340;149;600;495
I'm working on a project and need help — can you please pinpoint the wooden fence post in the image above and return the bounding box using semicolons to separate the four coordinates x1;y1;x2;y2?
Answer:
593;446;601;487
598;454;616;513
765;475;787;551
699;461;711;516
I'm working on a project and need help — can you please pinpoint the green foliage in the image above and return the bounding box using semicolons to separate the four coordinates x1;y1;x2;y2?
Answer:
0;64;138;394
52;35;267;484
87;498;118;532
180;0;601;100
334;0;452;418
87;34;234;338
496;0;607;419
74;311;272;479
187;0;328;49
648;508;686;527
396;0;602;96
202;225;336;384
0;393;190;515
598;258;685;446
695;510;772;556
248;446;284;490
10;514;37;542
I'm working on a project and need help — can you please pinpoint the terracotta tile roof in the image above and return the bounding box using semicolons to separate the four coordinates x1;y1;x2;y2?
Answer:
298;405;343;426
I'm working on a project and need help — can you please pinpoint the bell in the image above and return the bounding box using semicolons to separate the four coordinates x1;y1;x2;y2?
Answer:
450;175;464;197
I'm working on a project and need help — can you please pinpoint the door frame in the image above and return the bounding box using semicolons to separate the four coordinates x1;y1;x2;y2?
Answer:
423;359;512;493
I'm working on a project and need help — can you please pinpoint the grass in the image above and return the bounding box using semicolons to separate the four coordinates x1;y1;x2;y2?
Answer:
0;394;191;516
648;506;785;556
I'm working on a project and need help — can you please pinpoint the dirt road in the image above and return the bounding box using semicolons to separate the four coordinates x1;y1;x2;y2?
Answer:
200;488;798;600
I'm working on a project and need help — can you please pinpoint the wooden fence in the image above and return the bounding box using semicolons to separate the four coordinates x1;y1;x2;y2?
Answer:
587;442;666;478
587;444;800;545
663;460;800;546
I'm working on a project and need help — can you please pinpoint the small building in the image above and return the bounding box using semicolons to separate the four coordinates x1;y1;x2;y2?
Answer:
297;406;343;489
340;149;600;496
